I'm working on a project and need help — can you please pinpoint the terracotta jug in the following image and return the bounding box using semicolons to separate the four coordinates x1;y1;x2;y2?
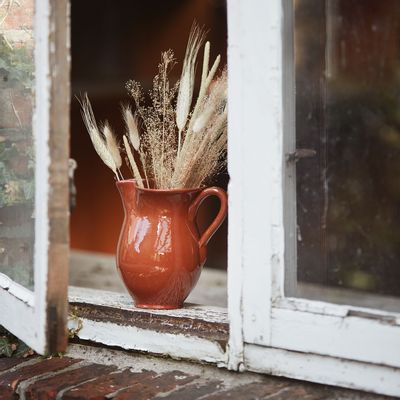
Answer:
116;179;228;309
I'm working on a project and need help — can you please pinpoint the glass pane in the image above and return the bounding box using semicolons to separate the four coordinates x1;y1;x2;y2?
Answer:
293;0;400;310
0;1;35;289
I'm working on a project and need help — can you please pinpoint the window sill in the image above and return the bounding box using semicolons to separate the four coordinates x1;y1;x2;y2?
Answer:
68;286;228;365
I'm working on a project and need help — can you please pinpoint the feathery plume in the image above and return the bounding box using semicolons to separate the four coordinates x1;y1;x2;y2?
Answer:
172;70;227;188
123;135;144;188
123;106;140;151
82;25;227;190
79;93;119;179
176;23;206;154
103;121;122;169
188;53;221;133
201;42;210;89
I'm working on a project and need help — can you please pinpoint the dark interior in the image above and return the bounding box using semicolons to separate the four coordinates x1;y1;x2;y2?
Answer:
70;0;228;270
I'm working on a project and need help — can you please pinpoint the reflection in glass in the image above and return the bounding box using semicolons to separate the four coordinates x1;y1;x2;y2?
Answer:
293;0;400;309
0;1;35;289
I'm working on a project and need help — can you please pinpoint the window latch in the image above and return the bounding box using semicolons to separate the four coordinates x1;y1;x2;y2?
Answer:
286;148;316;163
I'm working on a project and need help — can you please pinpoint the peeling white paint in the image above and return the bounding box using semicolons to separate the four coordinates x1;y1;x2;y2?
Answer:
0;286;36;348
0;273;34;306
227;0;287;369
271;307;400;368
227;0;400;396
33;0;51;354
245;344;400;398
0;0;54;355
75;318;227;366
68;286;228;323
226;0;244;371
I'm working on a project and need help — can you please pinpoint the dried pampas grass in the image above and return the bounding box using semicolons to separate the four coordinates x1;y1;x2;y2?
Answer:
102;121;123;179
123;106;140;151
123;135;143;188
79;94;120;180
176;23;206;155
80;23;227;190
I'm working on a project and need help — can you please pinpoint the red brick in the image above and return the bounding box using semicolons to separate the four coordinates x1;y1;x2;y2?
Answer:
203;381;292;399
113;371;198;400
158;381;223;400
0;357;35;372
1;0;34;30
25;363;118;400
257;384;332;400
0;357;78;399
0;386;18;400
61;370;156;400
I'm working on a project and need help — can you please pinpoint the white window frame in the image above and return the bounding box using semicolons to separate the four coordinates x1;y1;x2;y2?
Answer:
3;0;397;396
0;0;70;355
227;0;400;397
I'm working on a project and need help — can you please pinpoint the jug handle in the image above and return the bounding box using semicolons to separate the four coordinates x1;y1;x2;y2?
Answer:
188;187;228;248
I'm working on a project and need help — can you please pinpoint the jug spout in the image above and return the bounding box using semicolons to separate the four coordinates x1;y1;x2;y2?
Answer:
116;180;138;213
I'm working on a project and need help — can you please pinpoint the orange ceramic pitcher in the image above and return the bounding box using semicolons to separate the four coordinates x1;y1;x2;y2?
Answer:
116;179;227;309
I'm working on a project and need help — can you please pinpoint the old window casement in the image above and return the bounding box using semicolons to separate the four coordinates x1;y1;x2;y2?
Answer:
1;0;400;397
0;0;69;354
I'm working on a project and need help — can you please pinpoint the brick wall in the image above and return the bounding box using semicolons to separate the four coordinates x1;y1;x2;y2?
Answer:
0;0;34;47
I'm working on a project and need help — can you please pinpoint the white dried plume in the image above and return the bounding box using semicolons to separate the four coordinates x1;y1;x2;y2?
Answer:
79;93;118;178
172;70;227;188
201;42;210;89
204;54;221;91
189;52;221;132
123;106;140;151
193;70;227;134
176;23;206;152
123;135;144;188
102;121;122;169
192;106;215;134
177;43;221;167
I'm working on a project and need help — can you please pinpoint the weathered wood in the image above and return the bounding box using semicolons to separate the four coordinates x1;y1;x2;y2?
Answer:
45;0;70;354
68;286;229;363
270;307;400;368
68;286;228;323
70;302;229;346
227;0;285;353
245;344;400;398
226;0;245;371
227;0;400;396
0;0;70;355
76;318;227;364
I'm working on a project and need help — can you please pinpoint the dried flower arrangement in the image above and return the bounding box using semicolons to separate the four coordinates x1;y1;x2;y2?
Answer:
80;24;227;190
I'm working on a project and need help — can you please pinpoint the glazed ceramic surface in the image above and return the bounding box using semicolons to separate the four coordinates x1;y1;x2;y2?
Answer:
116;180;227;309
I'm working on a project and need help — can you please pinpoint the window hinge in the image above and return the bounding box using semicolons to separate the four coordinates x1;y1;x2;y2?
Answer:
286;148;316;163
